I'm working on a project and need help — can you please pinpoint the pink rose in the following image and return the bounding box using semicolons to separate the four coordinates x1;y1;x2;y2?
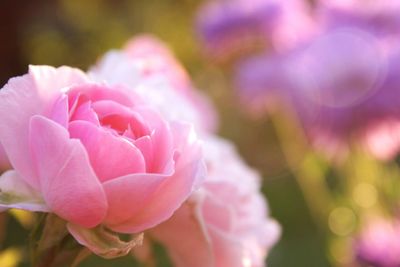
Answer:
150;136;280;267
355;217;400;266
90;35;218;133
362;119;400;161
0;65;205;235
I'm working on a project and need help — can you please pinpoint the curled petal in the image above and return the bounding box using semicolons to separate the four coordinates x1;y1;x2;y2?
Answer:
67;223;143;259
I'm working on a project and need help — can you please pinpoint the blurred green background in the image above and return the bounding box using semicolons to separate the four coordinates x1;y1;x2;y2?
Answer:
0;0;331;266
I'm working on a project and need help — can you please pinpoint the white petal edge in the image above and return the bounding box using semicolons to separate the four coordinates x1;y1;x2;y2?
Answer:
0;170;49;212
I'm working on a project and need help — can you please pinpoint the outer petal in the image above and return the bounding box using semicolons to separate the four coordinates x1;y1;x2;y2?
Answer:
103;172;173;232
150;192;214;267
67;83;135;108
0;170;49;212
0;66;88;189
29;65;89;98
29;115;107;228
103;142;205;233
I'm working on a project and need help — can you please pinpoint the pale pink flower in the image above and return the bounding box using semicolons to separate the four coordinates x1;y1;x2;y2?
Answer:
0;65;205;235
362;119;400;161
355;217;400;267
150;136;280;267
90;35;218;133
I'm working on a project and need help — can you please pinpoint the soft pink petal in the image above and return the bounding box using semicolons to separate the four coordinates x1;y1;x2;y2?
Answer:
0;73;42;189
91;100;135;118
126;107;173;173
208;226;245;267
133;136;153;170
103;172;172;231
67;83;134;108
0;66;88;189
150;192;214;267
103;135;205;233
29;115;107;228
0;170;49;212
141;109;173;173
170;122;206;189
92;101;150;138
202;193;235;232
29;65;88;98
50;94;69;128
69;101;100;125
68;120;146;182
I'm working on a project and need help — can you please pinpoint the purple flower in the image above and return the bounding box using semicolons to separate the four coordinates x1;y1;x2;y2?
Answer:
195;0;314;61
317;0;400;54
236;28;400;159
233;0;400;159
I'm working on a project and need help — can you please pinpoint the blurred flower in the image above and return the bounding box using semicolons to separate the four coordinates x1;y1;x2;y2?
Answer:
233;0;400;160
234;52;292;117
150;135;280;267
318;0;400;53
195;0;314;61
355;217;400;267
0;65;205;255
90;35;218;132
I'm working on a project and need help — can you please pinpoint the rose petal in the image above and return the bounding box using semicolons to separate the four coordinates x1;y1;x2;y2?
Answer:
0;65;88;189
141;109;173;173
50;94;69;129
29;115;107;228
133;136;153;170
29;65;89;96
69;101;100;125
151;192;214;267
207;226;244;267
201;193;235;232
67;83;134;108
103;172;171;232
68;120;146;182
104;135;205;233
